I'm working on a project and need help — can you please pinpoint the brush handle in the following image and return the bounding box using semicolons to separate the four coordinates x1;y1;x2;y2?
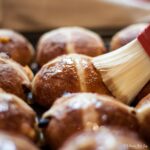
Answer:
138;24;150;57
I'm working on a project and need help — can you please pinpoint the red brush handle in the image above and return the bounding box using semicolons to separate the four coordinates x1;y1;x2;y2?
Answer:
138;24;150;57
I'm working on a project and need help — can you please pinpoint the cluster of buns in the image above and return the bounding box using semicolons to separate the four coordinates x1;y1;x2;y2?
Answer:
32;54;110;108
0;24;149;150
41;93;150;149
0;29;38;149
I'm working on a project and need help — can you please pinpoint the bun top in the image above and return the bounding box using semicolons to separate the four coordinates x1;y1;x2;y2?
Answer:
0;29;34;65
60;126;148;150
43;93;138;131
37;27;106;66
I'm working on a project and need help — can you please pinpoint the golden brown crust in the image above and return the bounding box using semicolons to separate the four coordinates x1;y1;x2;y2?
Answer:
80;57;110;95
36;31;68;66
60;127;148;150
0;56;32;100
44;110;83;150
23;66;34;81
0;92;37;141
36;27;106;66
0;131;39;150
42;93;139;149
32;55;81;107
0;29;34;65
71;27;106;56
136;93;150;143
110;23;148;50
32;54;110;108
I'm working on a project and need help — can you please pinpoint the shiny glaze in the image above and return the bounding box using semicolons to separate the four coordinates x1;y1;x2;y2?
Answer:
82;57;110;94
0;56;32;100
42;93;139;149
0;92;37;141
36;27;106;66
33;55;81;108
32;54;110;108
60;127;148;150
0;29;34;65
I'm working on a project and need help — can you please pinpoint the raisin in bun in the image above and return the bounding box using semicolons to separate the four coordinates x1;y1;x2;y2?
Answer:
41;93;138;149
32;54;110;108
0;91;38;141
0;29;34;66
0;131;39;150
60;127;148;150
0;54;33;100
110;23;148;50
36;27;106;66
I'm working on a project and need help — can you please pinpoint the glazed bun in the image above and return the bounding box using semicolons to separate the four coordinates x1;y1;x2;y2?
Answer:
0;91;37;141
60;127;148;150
32;54;110;108
42;93;138;149
0;131;39;150
0;29;34;65
36;27;106;66
136;93;150;143
110;23;148;50
0;54;33;100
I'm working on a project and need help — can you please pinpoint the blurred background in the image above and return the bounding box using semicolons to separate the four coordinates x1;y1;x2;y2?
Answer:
0;0;150;43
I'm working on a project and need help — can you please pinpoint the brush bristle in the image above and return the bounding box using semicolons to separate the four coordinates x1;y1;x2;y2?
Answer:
92;39;150;104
